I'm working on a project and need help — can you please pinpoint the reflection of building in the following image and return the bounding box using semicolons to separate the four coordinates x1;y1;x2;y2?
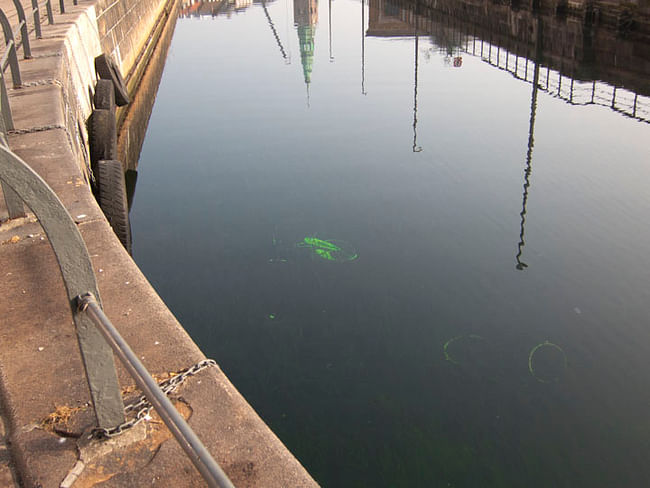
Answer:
180;0;255;18
293;0;318;85
367;0;650;122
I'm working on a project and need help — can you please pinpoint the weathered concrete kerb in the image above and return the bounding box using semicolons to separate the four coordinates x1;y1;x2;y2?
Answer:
0;0;319;486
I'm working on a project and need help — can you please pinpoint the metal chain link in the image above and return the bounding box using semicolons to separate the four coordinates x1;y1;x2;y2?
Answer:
90;359;217;440
15;78;64;88
8;124;67;135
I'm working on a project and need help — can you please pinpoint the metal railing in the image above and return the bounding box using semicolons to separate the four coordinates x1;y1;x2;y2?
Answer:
467;36;650;124
0;141;234;488
0;0;79;216
0;3;234;486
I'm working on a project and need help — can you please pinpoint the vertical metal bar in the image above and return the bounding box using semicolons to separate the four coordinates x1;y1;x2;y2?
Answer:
31;0;41;39
570;78;574;103
59;0;64;14
0;11;20;87
591;80;595;103
633;93;637;117
8;43;21;88
2;182;25;218
12;0;31;58
79;296;235;488
611;86;616;108
0;72;14;129
45;0;53;24
0;146;125;430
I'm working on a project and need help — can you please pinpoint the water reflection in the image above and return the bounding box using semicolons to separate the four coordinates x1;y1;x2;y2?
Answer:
294;0;318;101
262;0;290;62
366;0;649;123
131;0;650;485
515;17;542;270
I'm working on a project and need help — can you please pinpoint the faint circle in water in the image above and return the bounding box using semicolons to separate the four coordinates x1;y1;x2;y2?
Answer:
443;334;486;365
528;341;567;383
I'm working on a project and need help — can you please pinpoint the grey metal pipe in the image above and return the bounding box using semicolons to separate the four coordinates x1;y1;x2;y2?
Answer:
77;293;235;488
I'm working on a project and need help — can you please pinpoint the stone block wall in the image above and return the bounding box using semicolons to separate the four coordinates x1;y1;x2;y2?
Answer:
94;0;171;77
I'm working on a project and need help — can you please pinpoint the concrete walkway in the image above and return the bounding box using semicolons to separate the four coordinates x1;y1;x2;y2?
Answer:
0;1;318;487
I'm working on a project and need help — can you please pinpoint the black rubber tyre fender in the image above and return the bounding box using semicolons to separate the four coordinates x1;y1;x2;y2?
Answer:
94;79;115;113
89;109;118;185
95;53;130;106
97;159;132;254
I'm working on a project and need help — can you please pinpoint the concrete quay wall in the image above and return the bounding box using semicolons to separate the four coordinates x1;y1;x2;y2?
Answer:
0;0;318;486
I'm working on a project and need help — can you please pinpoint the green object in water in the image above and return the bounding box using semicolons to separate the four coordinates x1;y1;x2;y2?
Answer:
297;236;358;262
528;341;567;383
268;314;276;320
443;334;485;365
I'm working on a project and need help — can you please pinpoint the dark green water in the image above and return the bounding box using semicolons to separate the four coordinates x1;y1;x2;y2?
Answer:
130;0;650;485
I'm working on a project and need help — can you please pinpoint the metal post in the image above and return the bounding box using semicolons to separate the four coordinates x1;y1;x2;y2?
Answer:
2;181;24;218
31;0;41;38
0;10;21;88
44;0;53;24
77;294;235;488
0;145;125;429
11;0;30;58
0;73;13;132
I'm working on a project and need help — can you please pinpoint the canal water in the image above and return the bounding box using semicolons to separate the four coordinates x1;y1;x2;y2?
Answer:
129;0;650;485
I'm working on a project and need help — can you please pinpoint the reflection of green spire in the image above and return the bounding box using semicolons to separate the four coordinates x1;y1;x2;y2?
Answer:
298;24;315;84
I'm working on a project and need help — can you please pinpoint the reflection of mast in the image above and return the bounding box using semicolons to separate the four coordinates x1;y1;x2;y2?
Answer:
328;0;333;62
294;0;318;102
412;15;421;152
262;0;289;62
515;17;542;271
361;0;366;95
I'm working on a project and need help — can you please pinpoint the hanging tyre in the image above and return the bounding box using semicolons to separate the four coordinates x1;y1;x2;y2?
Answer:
94;79;116;113
89;109;117;162
95;53;130;106
89;109;118;190
97;159;132;254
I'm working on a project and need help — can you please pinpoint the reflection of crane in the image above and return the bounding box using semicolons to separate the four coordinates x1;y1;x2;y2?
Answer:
515;17;542;271
328;0;334;62
412;33;422;152
261;0;290;63
361;0;367;95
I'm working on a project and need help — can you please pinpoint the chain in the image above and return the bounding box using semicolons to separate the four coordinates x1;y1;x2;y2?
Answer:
90;359;217;440
8;124;67;135
15;78;64;88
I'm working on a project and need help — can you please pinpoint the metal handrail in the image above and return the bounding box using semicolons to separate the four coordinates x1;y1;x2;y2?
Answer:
77;294;235;488
0;143;234;487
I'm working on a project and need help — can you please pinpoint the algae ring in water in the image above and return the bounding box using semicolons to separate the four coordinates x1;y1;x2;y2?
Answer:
297;236;358;262
528;341;567;383
443;334;485;365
